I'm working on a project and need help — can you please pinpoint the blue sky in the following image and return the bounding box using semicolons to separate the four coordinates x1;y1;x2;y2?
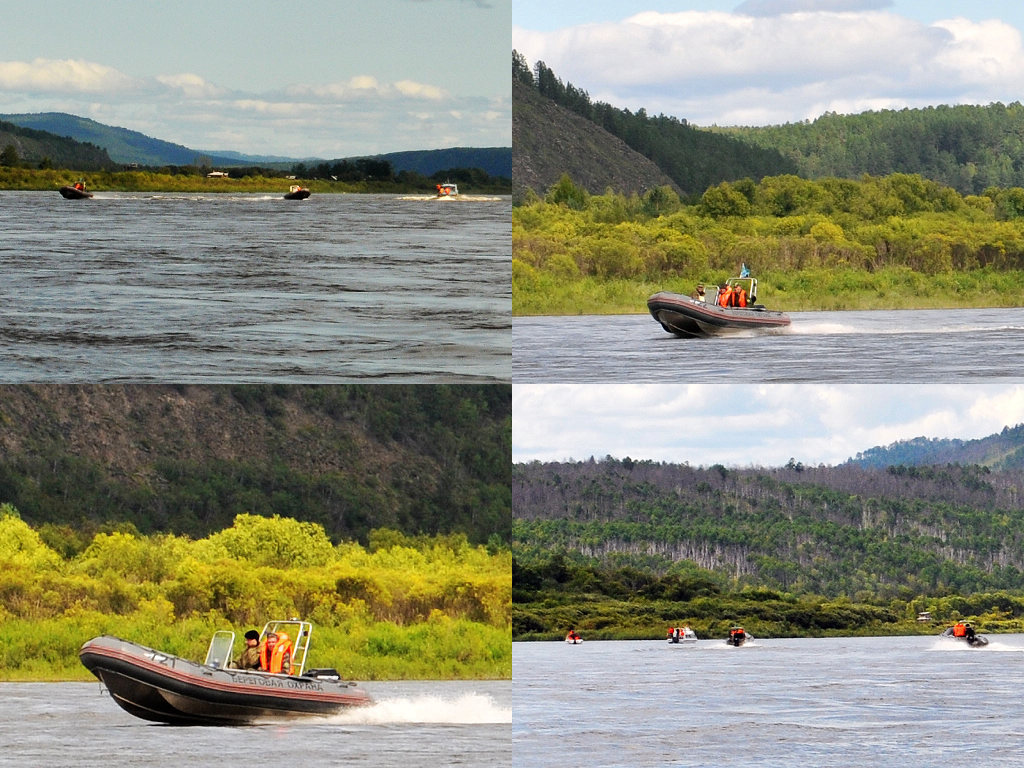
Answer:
513;1;1024;126
512;384;1024;467
0;0;510;157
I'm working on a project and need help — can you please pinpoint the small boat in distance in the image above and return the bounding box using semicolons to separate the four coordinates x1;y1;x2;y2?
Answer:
435;181;459;198
726;626;752;647
939;622;989;647
565;630;583;644
667;626;698;644
59;180;93;199
80;619;372;725
648;268;790;338
284;184;311;200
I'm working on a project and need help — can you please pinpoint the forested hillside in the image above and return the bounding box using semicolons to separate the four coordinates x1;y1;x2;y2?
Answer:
514;55;1024;200
849;424;1024;470
513;52;796;197
0;119;113;171
0;112;242;167
0;384;510;549
513;78;677;200
724;104;1024;195
514;456;1024;598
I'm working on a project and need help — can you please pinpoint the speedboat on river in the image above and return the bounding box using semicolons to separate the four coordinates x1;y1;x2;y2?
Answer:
939;623;989;647
726;626;752;647
648;275;790;338
667;626;698;644
59;182;93;199
80;619;372;725
284;185;311;200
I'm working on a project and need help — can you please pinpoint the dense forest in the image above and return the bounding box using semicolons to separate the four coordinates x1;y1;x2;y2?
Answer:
0;384;510;549
0;119;114;171
513;455;1024;639
1;507;510;680
514;51;794;196
725;103;1024;195
514;456;1024;597
515;54;1024;199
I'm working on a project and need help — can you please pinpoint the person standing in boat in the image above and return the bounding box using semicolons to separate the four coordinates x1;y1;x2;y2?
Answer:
234;629;261;670
718;284;734;307
693;285;706;303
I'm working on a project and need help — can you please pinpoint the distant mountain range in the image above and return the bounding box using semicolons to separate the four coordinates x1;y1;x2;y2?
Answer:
0;112;511;176
846;424;1024;470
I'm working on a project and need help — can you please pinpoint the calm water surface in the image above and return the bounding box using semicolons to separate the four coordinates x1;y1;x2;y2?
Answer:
513;307;1024;381
513;636;1024;767
1;191;510;382
0;680;511;767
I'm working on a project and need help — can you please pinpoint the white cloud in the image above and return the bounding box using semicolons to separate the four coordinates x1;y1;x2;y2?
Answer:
513;384;1024;468
394;80;447;100
0;58;138;93
514;9;1024;126
155;73;229;99
0;57;507;155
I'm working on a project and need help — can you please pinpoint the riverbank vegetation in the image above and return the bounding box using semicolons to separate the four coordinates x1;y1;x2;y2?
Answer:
0;164;512;195
513;552;1024;641
513;173;1024;315
0;506;511;681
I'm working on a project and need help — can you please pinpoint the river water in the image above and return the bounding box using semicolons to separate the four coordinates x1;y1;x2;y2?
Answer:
513;307;1024;381
0;191;510;382
513;636;1024;767
0;680;511;768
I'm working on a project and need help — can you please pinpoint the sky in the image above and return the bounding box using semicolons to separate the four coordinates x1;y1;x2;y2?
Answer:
0;0;510;158
513;0;1024;127
512;383;1024;468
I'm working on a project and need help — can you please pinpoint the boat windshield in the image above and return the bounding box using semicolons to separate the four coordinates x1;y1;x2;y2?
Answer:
205;630;236;669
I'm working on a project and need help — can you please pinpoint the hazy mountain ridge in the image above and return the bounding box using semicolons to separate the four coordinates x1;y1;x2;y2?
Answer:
1;112;511;176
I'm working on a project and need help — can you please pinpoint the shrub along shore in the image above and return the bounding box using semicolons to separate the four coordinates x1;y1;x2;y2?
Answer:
0;506;511;682
514;173;1024;315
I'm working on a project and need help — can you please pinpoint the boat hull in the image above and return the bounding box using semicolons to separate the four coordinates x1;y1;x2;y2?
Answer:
284;190;311;200
648;291;790;338
80;635;371;725
59;186;93;199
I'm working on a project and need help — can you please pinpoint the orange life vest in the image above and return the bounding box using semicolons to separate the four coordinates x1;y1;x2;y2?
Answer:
953;623;966;637
718;288;733;307
259;638;293;673
735;288;747;307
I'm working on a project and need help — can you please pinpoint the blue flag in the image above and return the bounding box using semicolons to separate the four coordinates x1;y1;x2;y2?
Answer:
740;263;750;278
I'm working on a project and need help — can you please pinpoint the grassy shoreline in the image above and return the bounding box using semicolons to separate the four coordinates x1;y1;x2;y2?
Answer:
512;266;1024;315
0;167;512;195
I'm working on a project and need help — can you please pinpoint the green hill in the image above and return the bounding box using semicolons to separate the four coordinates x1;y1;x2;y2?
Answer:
847;424;1024;470
0;118;114;170
723;103;1024;195
0;112;243;167
513;52;796;197
514;53;1024;198
0;384;510;547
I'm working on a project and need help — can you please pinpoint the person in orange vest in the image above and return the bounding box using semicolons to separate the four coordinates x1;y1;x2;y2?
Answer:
734;284;748;307
718;284;733;307
259;631;294;673
952;622;967;637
